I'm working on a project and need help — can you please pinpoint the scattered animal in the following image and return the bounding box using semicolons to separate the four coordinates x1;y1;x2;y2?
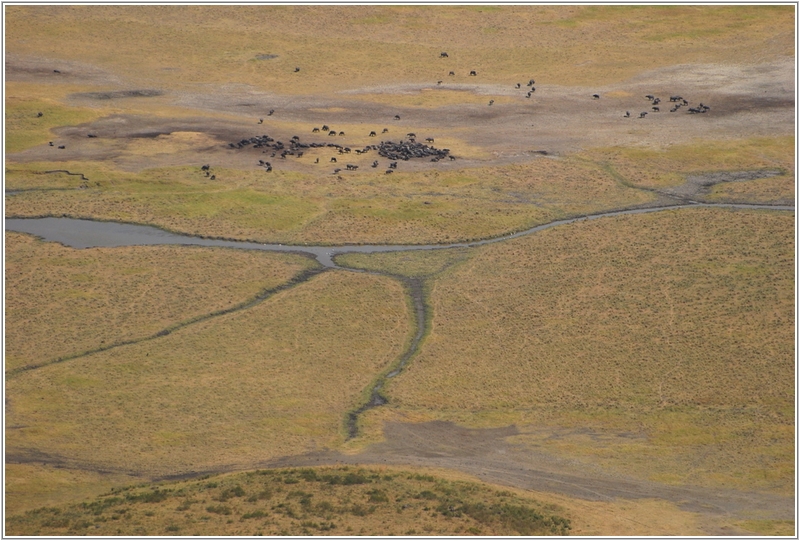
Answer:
407;133;416;138
294;67;300;72
312;127;320;132
530;87;535;92
53;69;61;73
425;137;434;143
639;112;647;118
58;145;65;149
437;80;442;85
258;118;263;124
385;170;393;174
526;92;531;98
48;141;54;146
652;106;659;112
329;130;337;136
394;115;401;120
515;83;521;89
268;109;275;116
87;134;97;138
369;131;377;137
201;164;210;171
210;175;216;180
314;158;319;163
36;112;43;117
372;160;379;168
449;71;455;76
334;168;341;173
338;131;345;136
322;125;329;131
469;70;477;76
382;128;389;133
488;100;494;105
624;111;630;117
645;94;654;100
440;52;449;58
346;164;358;170
592;94;600;99
330;157;337;162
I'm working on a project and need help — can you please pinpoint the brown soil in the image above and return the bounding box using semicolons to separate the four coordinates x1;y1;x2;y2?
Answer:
6;56;794;176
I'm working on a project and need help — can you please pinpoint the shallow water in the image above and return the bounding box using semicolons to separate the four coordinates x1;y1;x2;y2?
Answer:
5;203;793;268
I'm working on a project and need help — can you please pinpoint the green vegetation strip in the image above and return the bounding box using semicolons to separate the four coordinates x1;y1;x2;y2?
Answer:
6;466;571;536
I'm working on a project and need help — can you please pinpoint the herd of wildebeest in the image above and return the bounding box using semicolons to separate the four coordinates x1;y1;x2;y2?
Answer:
33;51;710;180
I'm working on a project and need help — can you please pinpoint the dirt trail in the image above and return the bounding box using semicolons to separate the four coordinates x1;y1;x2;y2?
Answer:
262;421;795;528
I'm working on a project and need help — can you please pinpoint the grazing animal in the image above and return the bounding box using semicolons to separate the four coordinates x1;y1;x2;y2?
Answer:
268;109;275;116
425;137;434;143
36;112;43;118
49;141;54;146
389;162;397;169
639;112;647;118
338;131;345;136
469;70;477;76
369;131;377;137
314;158;319;163
407;133;416;138
526;92;531;98
329;130;337;136
294;67;300;72
201;164;210;171
382;128;389;133
291;135;300;141
330;157;337;162
530;87;535;92
394;115;401;120
258;118;263;124
210;175;216;180
682;99;689;106
449;155;456;160
527;79;535;86
488;100;494;105
322;125;329;131
449;71;455;76
312;127;320;132
592;94;600;99
53;69;61;73
440;52;449;58
670;96;682;102
372;160;379;168
385;170;393;174
437;80;442;85
652;106;659;112
265;166;272;172
87;134;97;138
515;83;521;89
58;145;65;149
334;168;341;173
653;98;660;105
624;111;630;117
670;107;678;112
346;164;359;170
645;94;654;100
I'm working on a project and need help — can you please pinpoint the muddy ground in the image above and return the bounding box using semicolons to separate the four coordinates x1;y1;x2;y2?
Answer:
6;54;794;175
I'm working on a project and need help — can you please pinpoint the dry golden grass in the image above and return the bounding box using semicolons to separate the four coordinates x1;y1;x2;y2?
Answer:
5;232;315;371
6;271;409;475
7;156;653;244
385;208;794;493
5;464;138;517
582;136;795;191
5;95;101;153
706;175;796;205
5;6;793;94
336;248;472;278
6;466;574;536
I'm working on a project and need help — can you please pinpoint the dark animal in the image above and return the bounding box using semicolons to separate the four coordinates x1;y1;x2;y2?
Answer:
530;87;535;92
314;158;319;163
389;162;397;169
440;52;449;58
258;119;263;124
670;96;682;102
58;145;65;149
322;125;329;131
334;168;341;173
425;138;434;143
527;79;535;86
382;128;389;133
624;111;630;117
330;157;337;162
437;80;442;85
53;70;61;73
653;98;660;105
449;71;455;76
268;109;275;116
526;92;531;98
449;155;456;160
592;94;600;99
313;127;320;132
645;94;654;100
338;131;345;136
469;70;477;76
394;115;401;120
652;106;659;112
385;170;393;174
488;100;494;105
329;130;337;136
294;67;300;72
369;131;377;137
372;160;379;168
639;112;647;118
49;141;54;146
37;112;43;117
515;83;521;88
407;133;416;138
291;135;300;141
87;134;97;138
210;175;216;180
346;164;358;170
201;164;210;171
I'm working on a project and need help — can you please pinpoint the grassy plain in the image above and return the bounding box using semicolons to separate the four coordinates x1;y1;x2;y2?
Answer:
6;6;792;94
383;208;794;494
6;156;654;245
5;232;315;371
6;271;409;476
583;136;794;192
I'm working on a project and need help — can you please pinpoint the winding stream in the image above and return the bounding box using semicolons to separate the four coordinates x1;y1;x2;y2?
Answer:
5;201;794;436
